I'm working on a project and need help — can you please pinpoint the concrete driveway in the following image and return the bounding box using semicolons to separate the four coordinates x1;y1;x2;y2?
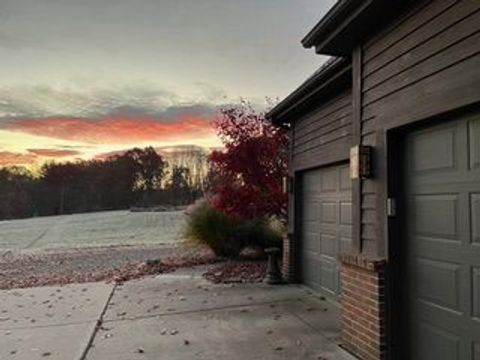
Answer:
0;270;355;360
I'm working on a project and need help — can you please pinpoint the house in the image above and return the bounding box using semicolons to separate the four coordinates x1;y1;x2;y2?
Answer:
267;1;480;359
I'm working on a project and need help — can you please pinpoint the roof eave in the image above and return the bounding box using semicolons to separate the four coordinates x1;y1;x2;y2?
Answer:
301;0;365;51
267;58;351;126
302;0;410;56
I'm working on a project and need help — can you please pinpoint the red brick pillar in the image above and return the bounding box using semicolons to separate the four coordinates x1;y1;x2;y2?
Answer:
282;232;296;282
339;255;387;360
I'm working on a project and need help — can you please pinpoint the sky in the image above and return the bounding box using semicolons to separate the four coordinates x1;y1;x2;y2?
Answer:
0;0;335;168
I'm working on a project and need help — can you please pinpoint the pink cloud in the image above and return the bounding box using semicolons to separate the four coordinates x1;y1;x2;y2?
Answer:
6;115;216;144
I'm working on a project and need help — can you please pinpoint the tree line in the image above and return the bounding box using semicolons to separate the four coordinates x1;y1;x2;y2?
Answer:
0;147;209;220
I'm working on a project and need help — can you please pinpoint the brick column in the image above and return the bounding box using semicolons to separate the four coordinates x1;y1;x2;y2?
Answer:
340;254;387;360
282;232;296;282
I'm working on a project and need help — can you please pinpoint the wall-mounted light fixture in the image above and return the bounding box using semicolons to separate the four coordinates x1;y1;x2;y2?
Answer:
350;145;372;179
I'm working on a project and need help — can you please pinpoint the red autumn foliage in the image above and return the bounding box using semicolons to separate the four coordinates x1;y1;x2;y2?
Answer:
209;101;288;220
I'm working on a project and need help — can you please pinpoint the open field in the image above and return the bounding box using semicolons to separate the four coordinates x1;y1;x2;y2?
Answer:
0;210;186;252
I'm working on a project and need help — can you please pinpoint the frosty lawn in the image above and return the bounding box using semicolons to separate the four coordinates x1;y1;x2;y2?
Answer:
0;210;186;251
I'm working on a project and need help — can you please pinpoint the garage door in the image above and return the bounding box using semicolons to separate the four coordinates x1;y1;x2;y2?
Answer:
405;115;480;360
300;163;351;296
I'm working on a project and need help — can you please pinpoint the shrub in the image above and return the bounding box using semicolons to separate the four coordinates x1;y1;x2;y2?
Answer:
184;200;243;257
236;218;283;249
184;199;284;258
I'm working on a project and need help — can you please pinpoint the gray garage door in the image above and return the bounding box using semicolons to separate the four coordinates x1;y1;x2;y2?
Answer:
300;163;352;296
405;114;480;360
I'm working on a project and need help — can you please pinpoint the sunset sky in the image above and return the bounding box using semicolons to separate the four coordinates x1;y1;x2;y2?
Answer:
0;0;334;168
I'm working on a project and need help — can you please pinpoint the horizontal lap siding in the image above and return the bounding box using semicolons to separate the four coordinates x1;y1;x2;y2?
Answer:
292;90;352;171
360;0;480;257
362;0;480;126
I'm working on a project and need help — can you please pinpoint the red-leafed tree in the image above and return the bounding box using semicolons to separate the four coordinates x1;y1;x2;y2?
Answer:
209;101;288;220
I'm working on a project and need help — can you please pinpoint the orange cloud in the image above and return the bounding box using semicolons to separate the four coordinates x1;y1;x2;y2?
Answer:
0;151;37;166
27;149;82;157
6;115;216;144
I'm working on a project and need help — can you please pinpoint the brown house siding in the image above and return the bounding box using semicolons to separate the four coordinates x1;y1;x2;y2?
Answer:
358;0;480;259
283;89;353;282
292;90;352;172
343;0;480;359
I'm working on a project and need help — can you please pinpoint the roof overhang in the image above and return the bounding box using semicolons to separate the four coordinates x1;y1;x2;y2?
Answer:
302;0;412;56
267;57;351;126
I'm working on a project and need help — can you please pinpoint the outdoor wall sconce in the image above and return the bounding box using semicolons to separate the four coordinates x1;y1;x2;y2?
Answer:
350;145;372;179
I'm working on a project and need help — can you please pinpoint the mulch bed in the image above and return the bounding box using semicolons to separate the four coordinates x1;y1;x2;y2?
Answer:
0;245;268;289
0;246;216;290
203;261;267;284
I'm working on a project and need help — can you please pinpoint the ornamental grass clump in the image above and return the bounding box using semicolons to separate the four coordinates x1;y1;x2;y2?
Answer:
184;200;244;257
184;199;283;258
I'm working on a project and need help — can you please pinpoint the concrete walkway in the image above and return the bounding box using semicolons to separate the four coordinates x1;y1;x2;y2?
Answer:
1;271;356;360
0;282;114;359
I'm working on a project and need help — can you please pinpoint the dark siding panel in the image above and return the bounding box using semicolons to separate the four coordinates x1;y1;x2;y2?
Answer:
363;54;480;128
358;0;480;260
363;30;480;106
294;114;351;149
363;0;476;76
361;132;376;146
363;0;457;63
362;194;376;210
295;91;351;134
362;179;376;194
362;224;376;241
291;89;352;171
361;178;377;257
294;125;351;155
364;9;480;93
362;209;376;225
362;117;375;136
293;137;351;172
